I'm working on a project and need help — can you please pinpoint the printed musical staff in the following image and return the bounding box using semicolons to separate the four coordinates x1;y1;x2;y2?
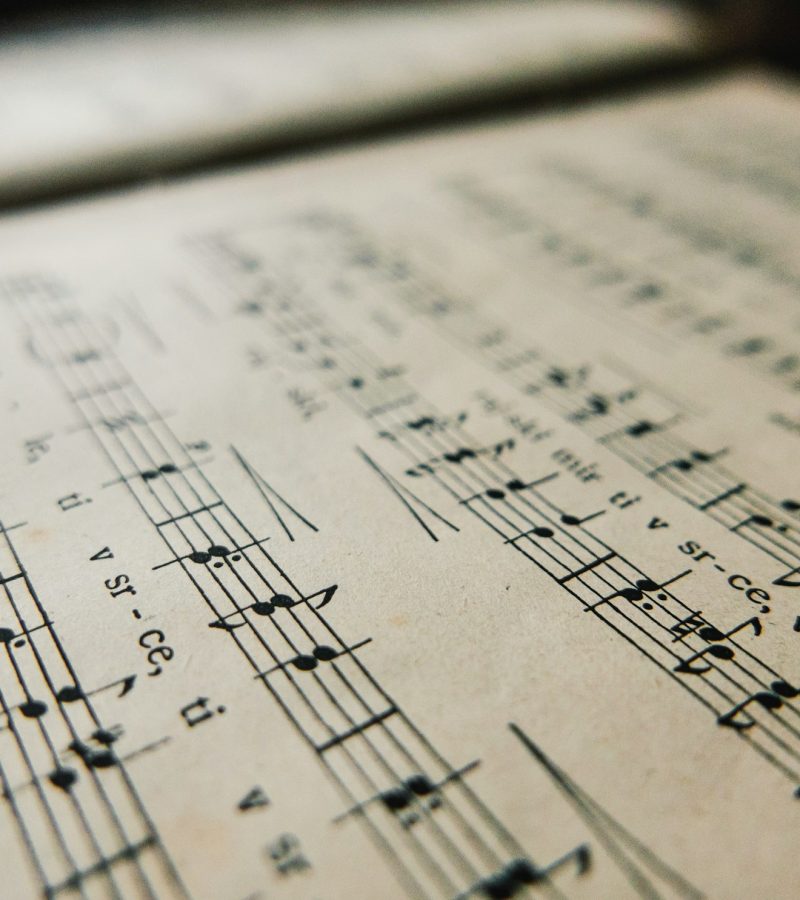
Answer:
188;234;800;799
9;278;576;900
0;518;186;899
286;217;800;590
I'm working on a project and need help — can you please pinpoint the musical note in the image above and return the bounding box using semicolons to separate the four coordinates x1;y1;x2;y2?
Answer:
255;639;371;678
626;420;656;437
90;674;136;699
718;681;800;730
380;774;437;812
48;768;78;792
69;739;116;770
669;611;706;641
653;448;725;476
674;616;762;674
209;593;298;630
56;684;83;703
140;463;179;480
19;699;47;718
560;510;605;526
586;572;689;611
405;438;517;477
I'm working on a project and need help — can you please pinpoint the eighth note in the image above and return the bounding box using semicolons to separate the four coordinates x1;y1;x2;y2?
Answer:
674;616;762;674
718;681;800;730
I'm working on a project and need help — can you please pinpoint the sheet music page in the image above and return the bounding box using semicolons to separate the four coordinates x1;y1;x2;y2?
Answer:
0;67;799;899
0;0;708;203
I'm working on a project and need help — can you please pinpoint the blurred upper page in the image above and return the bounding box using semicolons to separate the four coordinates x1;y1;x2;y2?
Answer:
0;0;711;204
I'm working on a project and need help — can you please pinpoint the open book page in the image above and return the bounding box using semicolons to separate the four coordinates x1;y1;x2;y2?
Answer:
0;0;711;205
0;67;798;899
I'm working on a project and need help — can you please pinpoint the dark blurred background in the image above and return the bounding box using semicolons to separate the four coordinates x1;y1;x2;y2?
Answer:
0;0;795;212
0;1;796;70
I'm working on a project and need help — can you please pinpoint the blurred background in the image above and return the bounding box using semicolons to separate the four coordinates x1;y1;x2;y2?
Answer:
0;0;796;209
0;0;797;64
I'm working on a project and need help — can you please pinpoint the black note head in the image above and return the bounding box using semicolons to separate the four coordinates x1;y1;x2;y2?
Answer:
293;655;317;671
405;774;435;796
20;700;47;718
49;768;78;791
56;685;83;703
381;786;412;811
252;601;275;616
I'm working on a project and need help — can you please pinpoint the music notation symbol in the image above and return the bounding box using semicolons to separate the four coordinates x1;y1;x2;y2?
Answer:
54;674;136;702
255;638;371;677
404;412;467;434
209;593;297;630
507;506;606;546
653;448;725;476
140;463;179;480
468;858;548;898
0;619;51;647
16;699;47;719
717;681;800;731
584;577;658;611
571;393;610;419
569;388;637;424
48;767;79;791
315;706;399;754
482;478;538;502
381;761;482;829
56;684;83;703
189;544;244;568
406;438;516;478
69;728;122;770
602;414;679;445
49;727;124;792
560;511;604;527
584;570;689;612
406;415;441;432
544;365;589;390
673;616;762;674
380;774;439;813
462;847;590;900
209;585;338;631
626;419;656;437
157;535;273;570
3;675;136;732
732;511;793;537
380;774;447;831
334;760;480;827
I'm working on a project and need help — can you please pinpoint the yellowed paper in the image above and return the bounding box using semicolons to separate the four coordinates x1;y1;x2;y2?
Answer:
0;68;798;899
